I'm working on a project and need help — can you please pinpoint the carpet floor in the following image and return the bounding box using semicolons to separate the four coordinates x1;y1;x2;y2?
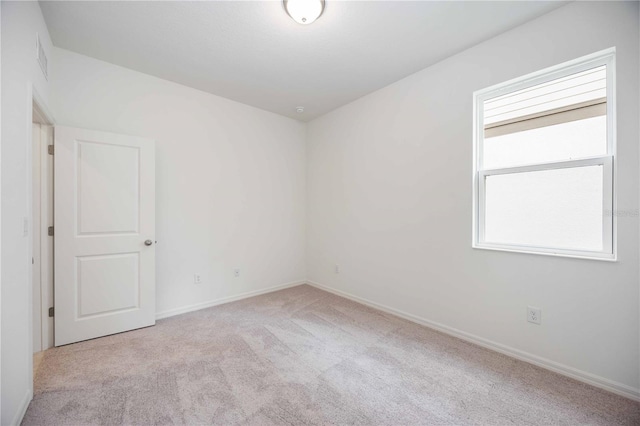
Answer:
23;284;639;425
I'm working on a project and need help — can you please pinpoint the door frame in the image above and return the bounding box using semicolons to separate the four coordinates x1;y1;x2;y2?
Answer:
27;84;55;398
31;118;54;353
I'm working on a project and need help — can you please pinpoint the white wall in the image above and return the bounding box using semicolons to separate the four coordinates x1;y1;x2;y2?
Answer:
52;48;307;318
306;1;640;398
2;3;638;424
1;1;54;424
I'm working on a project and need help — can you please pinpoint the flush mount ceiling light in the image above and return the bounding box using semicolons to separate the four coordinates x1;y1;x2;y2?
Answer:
284;0;325;25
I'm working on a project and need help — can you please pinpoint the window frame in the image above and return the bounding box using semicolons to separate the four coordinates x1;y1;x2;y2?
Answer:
472;48;616;261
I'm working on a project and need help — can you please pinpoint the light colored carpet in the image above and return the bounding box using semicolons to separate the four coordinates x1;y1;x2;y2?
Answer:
23;284;639;425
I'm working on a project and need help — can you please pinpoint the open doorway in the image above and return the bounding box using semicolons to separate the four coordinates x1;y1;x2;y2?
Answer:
31;99;54;376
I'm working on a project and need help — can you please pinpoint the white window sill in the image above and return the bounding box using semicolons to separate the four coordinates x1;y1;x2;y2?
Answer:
472;243;617;262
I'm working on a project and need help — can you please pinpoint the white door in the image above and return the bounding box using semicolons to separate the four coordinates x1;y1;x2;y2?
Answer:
54;126;156;346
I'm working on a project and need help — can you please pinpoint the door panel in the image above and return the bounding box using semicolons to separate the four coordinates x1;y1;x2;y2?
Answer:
76;253;139;318
55;126;155;346
77;141;140;235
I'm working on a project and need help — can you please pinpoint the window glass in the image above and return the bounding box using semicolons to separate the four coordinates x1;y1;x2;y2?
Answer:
484;66;606;125
484;165;604;251
475;55;614;258
483;115;606;169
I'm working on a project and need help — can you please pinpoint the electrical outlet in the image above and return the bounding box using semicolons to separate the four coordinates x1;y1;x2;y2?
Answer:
527;306;541;324
334;264;340;274
234;268;240;278
194;274;202;285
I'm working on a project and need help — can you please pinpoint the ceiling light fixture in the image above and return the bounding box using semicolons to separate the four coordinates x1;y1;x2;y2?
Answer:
284;0;325;25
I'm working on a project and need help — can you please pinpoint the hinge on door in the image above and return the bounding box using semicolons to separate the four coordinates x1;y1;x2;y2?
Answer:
48;145;54;155
48;226;54;236
48;307;54;317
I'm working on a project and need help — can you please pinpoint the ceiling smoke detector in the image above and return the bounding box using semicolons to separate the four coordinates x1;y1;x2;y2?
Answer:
296;106;305;113
284;0;325;25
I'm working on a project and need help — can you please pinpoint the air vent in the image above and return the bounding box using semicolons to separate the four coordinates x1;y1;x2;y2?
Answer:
36;33;48;81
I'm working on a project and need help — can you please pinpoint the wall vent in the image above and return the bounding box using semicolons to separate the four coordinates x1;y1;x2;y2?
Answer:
36;33;48;81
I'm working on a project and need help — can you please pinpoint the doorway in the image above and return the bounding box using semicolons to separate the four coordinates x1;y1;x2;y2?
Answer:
29;100;156;378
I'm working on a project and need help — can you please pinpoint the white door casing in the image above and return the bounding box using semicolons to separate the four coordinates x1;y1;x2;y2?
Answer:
54;126;155;346
32;122;55;352
32;123;42;353
41;124;55;350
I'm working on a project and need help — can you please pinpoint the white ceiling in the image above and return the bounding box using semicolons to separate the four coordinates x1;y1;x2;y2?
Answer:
40;1;567;121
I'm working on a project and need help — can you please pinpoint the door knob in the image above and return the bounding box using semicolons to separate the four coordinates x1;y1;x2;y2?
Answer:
144;240;153;246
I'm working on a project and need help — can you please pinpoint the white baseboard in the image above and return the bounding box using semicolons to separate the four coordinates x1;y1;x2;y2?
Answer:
155;280;306;320
306;280;640;402
11;389;33;426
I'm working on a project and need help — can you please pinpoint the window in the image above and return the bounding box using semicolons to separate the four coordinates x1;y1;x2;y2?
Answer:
473;49;615;260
